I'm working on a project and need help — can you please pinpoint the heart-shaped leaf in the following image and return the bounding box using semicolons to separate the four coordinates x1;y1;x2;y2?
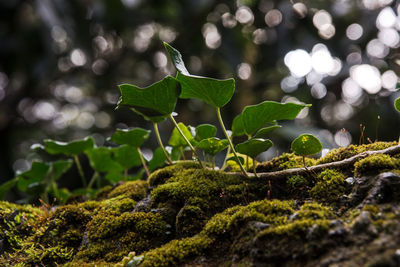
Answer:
44;137;95;156
111;145;142;169
395;97;400;112
195;137;229;155
85;147;123;173
235;138;273;158
109;128;150;147
291;134;322;156
232;114;245;137
195;124;217;141
241;101;310;135
253;125;282;139
168;122;194;147
177;73;235;108
117;76;180;122
164;42;235;108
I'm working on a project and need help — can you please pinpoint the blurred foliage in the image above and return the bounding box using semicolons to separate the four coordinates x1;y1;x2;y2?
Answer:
0;0;400;193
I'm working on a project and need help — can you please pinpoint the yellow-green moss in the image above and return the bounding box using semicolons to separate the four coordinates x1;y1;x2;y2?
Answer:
310;169;346;203
318;141;398;164
76;211;166;262
148;161;201;187
256;153;317;172
354;154;400;177
287;175;309;190
107;180;148;200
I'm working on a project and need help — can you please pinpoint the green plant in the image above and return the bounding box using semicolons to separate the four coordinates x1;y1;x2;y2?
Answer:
291;133;323;170
0;42;318;203
395;97;400;112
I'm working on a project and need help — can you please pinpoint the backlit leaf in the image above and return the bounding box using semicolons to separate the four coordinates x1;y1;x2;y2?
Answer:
235;138;273;158
148;147;168;171
85;147;123;173
232;114;245;137
195;124;217;141
195;137;229;155
395;97;400;112
117;76;180;123
241;101;310;135
44;137;95;156
291;134;322;156
111;145;142;169
164;42;235;108
168;122;194;147
109;128;150;147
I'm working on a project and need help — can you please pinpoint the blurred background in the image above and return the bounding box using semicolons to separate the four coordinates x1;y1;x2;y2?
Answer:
0;0;400;185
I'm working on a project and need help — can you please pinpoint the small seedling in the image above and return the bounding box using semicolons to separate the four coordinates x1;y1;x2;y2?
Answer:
291;133;322;170
235;138;273;177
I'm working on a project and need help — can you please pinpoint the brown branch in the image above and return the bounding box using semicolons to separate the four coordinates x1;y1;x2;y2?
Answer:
228;144;400;180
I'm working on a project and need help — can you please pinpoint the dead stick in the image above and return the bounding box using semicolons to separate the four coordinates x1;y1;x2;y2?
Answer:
228;144;400;180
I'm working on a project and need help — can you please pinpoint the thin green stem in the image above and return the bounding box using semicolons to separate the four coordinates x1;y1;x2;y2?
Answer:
153;122;173;164
216;107;248;177
137;147;150;177
87;172;99;189
220;145;231;171
74;155;87;187
168;114;204;168
252;157;258;177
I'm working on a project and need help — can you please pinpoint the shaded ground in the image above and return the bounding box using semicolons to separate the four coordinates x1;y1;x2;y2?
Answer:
1;141;400;267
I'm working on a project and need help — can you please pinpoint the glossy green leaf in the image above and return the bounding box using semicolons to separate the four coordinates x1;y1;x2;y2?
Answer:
44;137;95;156
148;147;168;171
163;42;190;75
85;147;123;173
226;154;245;165
168;122;194;147
195;137;229;155
235;138;273;158
0;178;18;199
242;101;310;135
253;125;282;139
177;73;235;108
195;124;217;141
164;42;235;108
109;128;150;147
232;114;245;137
111;145;142;169
395;97;400;112
291;134;323;156
117;76;180;123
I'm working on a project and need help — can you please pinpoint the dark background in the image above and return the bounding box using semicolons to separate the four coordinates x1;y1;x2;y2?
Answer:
0;0;400;185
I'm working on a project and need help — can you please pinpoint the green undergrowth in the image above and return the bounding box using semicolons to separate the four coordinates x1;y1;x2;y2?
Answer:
1;142;400;266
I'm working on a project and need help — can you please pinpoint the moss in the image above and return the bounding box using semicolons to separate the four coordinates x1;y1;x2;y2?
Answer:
287;175;309;190
175;205;206;237
76;211;166;262
107;180;148;200
256;153;317;172
140;234;213;267
318;141;397;164
148;161;201;187
310;169;346;203
354;154;400;177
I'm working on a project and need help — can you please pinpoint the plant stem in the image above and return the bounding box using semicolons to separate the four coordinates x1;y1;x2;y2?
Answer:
168;114;204;168
216;107;248;177
220;145;231;171
137;147;150;177
153;122;173;164
179;147;186;160
74;155;87;187
87;172;99;189
252;157;258;177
